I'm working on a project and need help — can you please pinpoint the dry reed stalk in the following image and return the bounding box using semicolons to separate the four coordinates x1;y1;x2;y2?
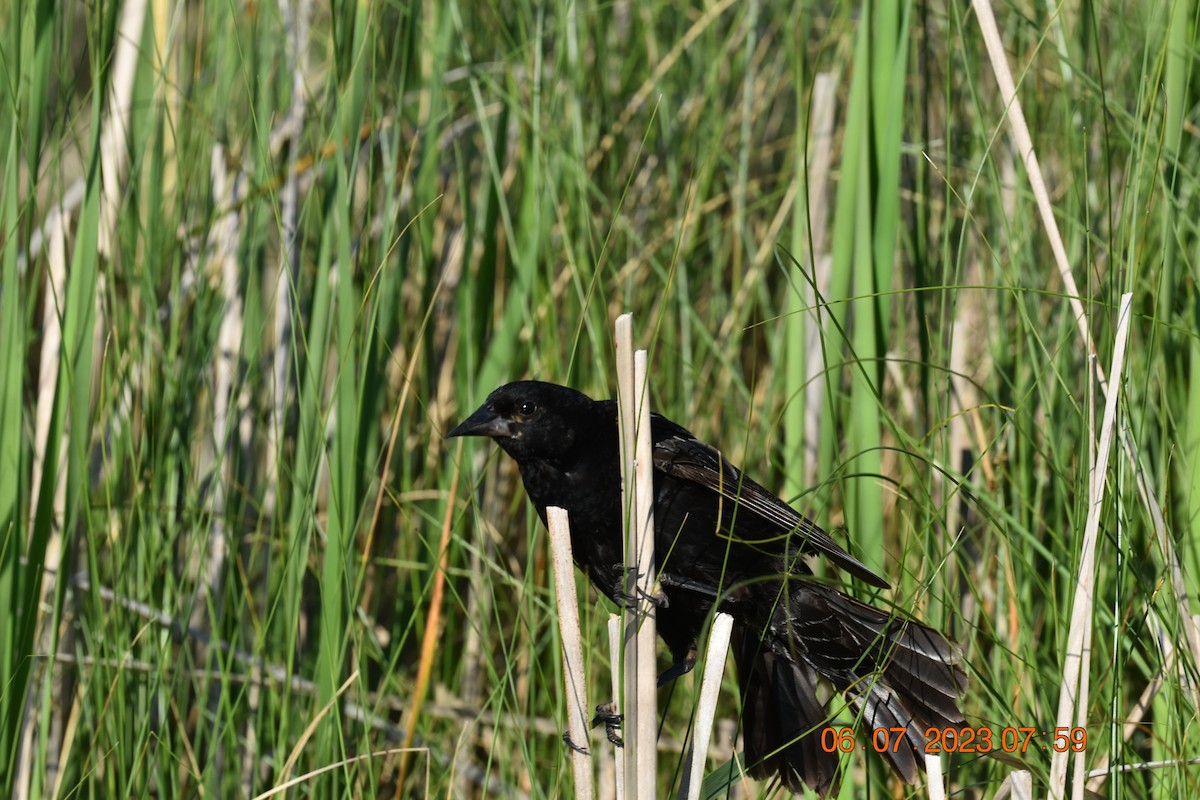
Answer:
547;506;595;799
615;314;658;799
679;612;733;800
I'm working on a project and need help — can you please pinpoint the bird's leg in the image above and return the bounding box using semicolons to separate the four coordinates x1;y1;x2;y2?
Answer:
657;643;698;687
591;703;624;747
657;571;750;616
657;572;720;598
562;731;590;755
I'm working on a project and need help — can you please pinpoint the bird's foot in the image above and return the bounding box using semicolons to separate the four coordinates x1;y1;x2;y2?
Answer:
610;565;669;609
656;645;698;687
562;731;590;755
591;703;624;747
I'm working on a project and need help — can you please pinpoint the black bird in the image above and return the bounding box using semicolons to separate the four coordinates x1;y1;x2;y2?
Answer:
449;380;967;794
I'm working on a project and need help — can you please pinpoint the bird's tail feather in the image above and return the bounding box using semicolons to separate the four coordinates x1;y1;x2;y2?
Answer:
734;583;967;795
828;589;968;730
733;628;839;795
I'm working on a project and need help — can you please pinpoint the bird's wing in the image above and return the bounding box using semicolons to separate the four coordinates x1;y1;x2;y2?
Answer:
650;416;889;589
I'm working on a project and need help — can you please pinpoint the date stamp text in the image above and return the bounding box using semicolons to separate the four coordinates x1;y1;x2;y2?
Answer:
820;726;1087;754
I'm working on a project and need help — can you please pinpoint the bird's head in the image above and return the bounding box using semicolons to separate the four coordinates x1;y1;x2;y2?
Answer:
447;381;599;462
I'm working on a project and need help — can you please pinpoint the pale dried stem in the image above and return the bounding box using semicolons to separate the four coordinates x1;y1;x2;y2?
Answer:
1047;293;1134;800
606;615;625;800
994;770;1033;800
548;507;595;800
680;613;734;800
15;203;70;800
19;0;147;781
972;0;1200;699
266;0;312;520
97;0;148;258
802;74;837;489
925;752;946;800
190;145;245;633
615;314;658;799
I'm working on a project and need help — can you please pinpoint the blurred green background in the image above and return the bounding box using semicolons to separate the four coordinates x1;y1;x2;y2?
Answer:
2;0;1198;797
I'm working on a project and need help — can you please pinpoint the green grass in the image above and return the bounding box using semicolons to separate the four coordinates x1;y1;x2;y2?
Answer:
2;0;1199;797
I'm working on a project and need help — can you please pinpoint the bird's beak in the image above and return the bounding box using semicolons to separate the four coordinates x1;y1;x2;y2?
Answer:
447;405;513;439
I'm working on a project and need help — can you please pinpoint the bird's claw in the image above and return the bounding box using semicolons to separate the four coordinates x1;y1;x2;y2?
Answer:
657;645;698;687
562;731;590;755
614;586;669;610
591;703;624;747
610;565;669;609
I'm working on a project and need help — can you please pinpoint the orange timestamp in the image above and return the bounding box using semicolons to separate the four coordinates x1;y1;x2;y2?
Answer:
820;726;1087;755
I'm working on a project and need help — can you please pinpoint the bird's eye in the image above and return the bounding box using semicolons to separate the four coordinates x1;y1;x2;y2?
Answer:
519;401;537;416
